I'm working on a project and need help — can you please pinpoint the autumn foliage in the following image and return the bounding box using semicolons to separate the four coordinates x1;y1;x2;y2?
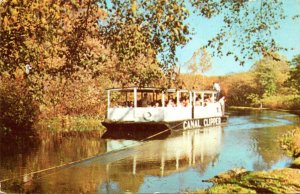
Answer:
1;0;300;136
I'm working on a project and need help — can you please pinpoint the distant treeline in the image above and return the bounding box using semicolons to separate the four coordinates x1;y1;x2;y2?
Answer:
181;54;300;110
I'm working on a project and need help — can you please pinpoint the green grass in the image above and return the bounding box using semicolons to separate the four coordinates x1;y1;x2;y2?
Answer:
36;115;106;132
229;95;300;114
194;168;300;193
208;184;256;193
229;106;268;110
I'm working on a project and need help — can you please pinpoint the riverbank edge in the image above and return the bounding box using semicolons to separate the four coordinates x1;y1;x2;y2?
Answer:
198;167;300;193
34;106;300;134
229;105;300;116
192;106;300;193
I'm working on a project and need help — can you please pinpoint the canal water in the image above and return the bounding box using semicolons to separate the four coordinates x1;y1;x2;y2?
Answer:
0;110;299;193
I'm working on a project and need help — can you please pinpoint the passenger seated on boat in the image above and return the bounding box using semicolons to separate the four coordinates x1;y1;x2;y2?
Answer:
150;101;155;107
185;99;190;107
180;97;190;107
173;97;178;107
167;99;175;107
141;93;149;107
125;101;133;107
204;96;211;106
176;98;182;107
195;97;201;106
154;101;160;107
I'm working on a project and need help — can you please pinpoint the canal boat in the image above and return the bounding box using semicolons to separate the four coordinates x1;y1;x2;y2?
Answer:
102;87;227;131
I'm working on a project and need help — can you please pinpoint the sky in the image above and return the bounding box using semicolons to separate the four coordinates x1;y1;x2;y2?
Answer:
176;0;300;76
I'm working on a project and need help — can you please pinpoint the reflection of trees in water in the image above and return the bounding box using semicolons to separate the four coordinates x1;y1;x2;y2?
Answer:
1;126;224;193
196;153;220;175
0;135;40;177
2;111;297;193
28;164;109;193
0;131;105;193
250;125;294;170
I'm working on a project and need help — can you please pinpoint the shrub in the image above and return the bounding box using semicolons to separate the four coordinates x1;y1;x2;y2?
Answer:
280;127;300;158
39;76;108;119
261;95;300;110
0;78;39;137
286;96;300;110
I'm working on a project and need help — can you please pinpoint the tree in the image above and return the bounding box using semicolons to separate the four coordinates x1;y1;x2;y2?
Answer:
286;54;300;94
0;0;107;135
252;54;289;98
191;0;289;65
0;0;106;82
1;0;292;86
0;77;39;137
0;0;131;105
97;0;190;84
186;48;212;89
224;72;256;106
97;0;292;85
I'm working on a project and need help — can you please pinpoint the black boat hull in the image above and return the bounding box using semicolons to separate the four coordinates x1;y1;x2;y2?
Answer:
102;116;228;132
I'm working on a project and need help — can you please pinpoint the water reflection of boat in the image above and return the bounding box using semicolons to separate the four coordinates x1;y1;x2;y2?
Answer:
102;87;228;131
104;126;223;176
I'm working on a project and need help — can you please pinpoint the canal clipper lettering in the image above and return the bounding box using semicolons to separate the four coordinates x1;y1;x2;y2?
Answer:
183;119;202;130
183;117;222;130
204;117;222;127
102;87;228;131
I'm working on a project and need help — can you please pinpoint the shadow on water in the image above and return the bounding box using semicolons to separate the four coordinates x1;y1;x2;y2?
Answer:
102;128;171;140
0;133;40;193
0;133;40;163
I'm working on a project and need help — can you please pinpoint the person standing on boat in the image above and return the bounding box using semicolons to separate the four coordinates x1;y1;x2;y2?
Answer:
213;82;221;100
219;96;226;116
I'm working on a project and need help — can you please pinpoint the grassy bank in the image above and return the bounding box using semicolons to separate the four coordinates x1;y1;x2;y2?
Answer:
35;115;107;138
229;106;268;110
229;106;300;116
205;167;300;193
194;127;300;193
